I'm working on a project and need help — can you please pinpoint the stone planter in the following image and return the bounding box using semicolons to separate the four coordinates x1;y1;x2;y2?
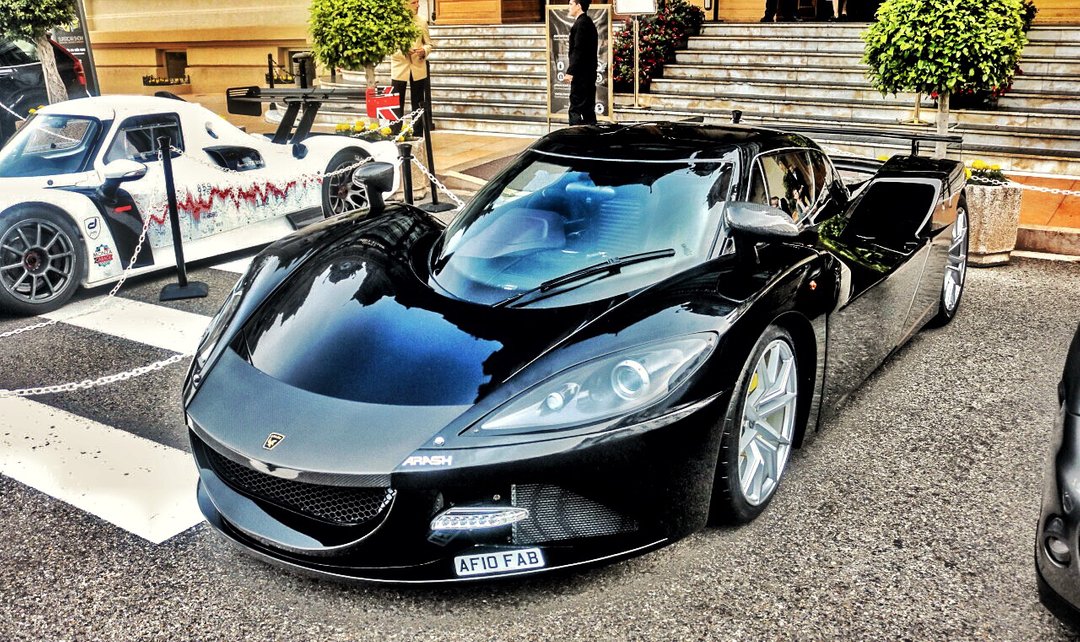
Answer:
967;183;1024;267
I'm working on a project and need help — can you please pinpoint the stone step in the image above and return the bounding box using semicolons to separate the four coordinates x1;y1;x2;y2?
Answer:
1025;43;1080;58
660;63;1080;95
698;24;867;38
685;35;865;53
435;36;545;48
662;63;867;84
433;115;550;137
431;87;546;104
622;91;1080;136
430;24;545;37
1016;57;1080;76
675;50;861;66
612;106;1080;175
433;47;544;62
996;92;1080;111
649;77;1080;113
433;73;547;89
648;77;922;105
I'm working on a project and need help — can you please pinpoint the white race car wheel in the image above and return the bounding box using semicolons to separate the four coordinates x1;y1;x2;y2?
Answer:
0;208;85;315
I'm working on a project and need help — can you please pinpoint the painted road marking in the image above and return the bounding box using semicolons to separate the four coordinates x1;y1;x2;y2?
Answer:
44;298;211;354
0;397;202;544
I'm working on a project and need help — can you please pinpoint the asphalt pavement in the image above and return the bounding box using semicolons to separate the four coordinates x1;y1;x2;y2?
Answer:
1;255;1080;641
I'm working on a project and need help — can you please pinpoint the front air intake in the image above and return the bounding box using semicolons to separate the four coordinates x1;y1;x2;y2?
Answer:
510;484;637;545
205;446;394;526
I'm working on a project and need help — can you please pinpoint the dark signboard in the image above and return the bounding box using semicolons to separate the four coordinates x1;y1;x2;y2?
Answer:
546;5;612;122
51;0;99;95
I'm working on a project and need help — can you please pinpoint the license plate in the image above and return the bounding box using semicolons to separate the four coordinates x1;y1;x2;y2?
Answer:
454;548;546;577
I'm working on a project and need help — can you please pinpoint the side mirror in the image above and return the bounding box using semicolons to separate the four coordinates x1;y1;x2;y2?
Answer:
351;162;395;213
99;159;148;199
726;202;800;239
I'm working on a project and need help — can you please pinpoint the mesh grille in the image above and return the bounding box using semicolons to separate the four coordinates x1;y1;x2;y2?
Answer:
206;447;394;526
511;484;637;545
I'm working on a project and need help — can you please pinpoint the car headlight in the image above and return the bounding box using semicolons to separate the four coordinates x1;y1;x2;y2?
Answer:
478;334;716;433
192;278;244;377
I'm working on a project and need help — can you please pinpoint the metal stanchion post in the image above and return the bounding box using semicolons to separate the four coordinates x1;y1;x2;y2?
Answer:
419;60;456;214
158;135;209;302
398;142;414;206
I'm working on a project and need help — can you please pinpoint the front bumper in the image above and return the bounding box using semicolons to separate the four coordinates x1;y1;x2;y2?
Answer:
189;392;725;583
1036;404;1080;628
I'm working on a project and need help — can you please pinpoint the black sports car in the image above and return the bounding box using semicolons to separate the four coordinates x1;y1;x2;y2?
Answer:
1037;320;1080;627
183;122;969;583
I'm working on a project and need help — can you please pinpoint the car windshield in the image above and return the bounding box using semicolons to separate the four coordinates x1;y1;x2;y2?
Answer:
431;150;736;306
0;114;100;177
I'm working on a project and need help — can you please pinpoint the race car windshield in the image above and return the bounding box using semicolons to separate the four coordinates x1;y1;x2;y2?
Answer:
431;151;736;306
0;114;101;178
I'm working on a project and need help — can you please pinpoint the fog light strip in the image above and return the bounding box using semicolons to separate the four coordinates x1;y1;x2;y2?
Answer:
430;506;530;531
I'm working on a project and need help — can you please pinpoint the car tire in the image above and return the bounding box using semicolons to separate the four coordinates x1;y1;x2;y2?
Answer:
321;148;372;218
928;199;969;327
711;325;801;524
0;207;86;316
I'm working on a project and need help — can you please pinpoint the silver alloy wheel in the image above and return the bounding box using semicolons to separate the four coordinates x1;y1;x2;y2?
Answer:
326;161;368;216
943;206;969;312
737;338;798;506
0;218;77;305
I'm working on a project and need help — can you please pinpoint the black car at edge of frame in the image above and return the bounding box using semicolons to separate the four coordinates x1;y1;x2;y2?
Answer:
182;122;969;583
1037;320;1080;627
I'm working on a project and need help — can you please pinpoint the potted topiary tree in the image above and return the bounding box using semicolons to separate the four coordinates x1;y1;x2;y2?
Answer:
309;0;421;89
862;0;1028;157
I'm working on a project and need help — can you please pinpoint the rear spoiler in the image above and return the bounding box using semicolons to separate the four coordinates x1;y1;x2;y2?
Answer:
778;125;963;157
226;86;368;144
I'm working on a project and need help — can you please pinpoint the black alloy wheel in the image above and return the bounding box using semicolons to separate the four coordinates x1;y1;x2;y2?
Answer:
322;148;371;218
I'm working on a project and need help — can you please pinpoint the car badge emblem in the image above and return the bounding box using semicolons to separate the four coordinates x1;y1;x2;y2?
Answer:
84;217;100;240
263;433;285;450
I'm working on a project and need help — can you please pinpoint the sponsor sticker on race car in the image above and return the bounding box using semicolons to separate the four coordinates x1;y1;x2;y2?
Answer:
454;548;545;577
93;244;114;267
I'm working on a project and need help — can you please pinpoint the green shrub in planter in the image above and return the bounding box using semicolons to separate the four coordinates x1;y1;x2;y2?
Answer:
862;0;1027;153
612;0;703;92
310;0;421;88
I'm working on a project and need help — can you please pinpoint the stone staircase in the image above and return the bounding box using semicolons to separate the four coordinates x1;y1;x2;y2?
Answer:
318;22;1080;176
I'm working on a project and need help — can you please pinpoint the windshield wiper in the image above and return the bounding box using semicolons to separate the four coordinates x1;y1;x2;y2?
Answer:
494;248;676;308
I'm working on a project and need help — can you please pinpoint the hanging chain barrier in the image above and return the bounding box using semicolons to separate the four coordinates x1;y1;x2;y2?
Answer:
1;116;467;397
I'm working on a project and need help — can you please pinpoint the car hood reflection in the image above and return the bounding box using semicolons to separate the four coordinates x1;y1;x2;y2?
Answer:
238;212;610;407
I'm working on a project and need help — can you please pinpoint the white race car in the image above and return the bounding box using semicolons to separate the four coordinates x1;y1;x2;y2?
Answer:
0;95;399;315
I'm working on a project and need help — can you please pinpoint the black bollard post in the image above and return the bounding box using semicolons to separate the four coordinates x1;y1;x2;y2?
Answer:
397;141;414;206
159;135;209;302
419;61;456;214
267;53;275;89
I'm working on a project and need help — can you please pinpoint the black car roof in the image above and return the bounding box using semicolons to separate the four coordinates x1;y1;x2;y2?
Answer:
530;122;815;162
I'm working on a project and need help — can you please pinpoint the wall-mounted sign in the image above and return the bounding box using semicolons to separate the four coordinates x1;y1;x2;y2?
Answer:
51;0;100;95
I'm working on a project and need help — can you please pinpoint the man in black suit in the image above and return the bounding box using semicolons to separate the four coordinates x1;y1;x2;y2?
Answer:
564;0;598;125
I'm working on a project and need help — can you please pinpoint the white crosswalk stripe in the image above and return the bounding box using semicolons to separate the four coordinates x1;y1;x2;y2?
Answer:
0;254;249;544
43;297;212;354
0;397;202;544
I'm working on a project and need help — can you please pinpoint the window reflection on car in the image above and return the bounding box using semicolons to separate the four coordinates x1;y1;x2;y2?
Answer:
431;150;736;306
0;114;100;177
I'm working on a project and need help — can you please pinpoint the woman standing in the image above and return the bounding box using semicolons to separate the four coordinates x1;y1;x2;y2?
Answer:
390;0;433;135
